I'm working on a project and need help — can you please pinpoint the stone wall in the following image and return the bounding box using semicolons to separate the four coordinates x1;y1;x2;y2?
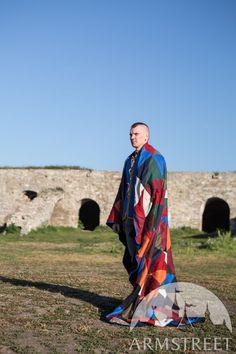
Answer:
0;169;235;234
168;172;236;230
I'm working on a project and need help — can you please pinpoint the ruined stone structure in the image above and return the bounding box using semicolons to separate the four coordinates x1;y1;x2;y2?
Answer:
0;169;235;234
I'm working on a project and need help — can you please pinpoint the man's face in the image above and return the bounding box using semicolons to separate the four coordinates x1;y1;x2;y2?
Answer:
130;125;148;151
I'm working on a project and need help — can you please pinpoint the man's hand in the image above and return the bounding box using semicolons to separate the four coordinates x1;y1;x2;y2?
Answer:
112;223;121;234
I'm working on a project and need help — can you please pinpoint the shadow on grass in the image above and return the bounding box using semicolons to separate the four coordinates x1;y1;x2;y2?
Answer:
0;275;121;322
186;232;217;239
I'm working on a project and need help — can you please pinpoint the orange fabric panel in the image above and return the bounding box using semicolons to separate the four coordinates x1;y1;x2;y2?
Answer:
137;235;150;258
152;269;166;285
166;228;171;250
137;263;148;287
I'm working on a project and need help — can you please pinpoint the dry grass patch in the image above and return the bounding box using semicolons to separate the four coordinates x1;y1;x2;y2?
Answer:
0;227;235;353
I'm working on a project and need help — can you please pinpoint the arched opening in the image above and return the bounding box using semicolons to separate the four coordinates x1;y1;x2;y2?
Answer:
79;199;100;231
23;190;38;201
202;197;230;233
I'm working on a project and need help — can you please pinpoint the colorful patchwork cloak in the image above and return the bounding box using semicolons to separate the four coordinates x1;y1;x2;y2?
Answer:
106;143;177;326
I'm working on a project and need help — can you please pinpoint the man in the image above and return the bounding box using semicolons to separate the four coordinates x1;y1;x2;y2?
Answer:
106;122;177;326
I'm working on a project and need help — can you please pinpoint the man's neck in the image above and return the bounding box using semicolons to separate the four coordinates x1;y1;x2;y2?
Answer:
135;142;147;152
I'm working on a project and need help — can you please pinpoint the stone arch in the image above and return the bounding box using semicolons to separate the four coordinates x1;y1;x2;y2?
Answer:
79;199;100;231
50;199;72;226
202;197;230;233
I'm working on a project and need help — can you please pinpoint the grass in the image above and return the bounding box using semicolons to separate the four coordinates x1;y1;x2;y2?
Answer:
0;226;235;353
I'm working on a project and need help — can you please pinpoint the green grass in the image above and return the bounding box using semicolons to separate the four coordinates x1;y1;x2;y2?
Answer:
0;226;235;353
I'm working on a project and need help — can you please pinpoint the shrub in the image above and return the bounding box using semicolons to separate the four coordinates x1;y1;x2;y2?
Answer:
4;224;21;234
199;229;236;251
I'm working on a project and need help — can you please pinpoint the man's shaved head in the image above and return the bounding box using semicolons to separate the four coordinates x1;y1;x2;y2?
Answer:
130;122;150;151
130;122;150;139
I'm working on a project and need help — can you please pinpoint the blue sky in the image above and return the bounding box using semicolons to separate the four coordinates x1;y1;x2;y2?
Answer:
0;0;235;171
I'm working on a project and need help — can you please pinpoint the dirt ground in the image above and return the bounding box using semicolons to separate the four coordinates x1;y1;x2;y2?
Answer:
0;231;235;353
